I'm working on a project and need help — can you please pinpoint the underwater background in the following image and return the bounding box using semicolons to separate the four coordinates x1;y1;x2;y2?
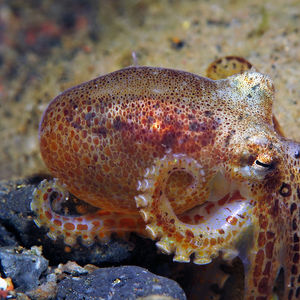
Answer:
0;1;299;299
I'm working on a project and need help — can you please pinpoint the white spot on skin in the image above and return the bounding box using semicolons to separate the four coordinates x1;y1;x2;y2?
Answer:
152;88;162;93
0;278;8;290
235;165;251;178
249;135;269;145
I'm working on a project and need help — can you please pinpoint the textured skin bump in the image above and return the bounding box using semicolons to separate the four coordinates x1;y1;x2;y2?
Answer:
33;62;300;300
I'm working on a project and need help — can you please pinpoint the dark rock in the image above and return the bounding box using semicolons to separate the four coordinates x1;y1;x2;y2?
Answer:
0;223;18;246
0;179;137;265
0;246;48;291
25;273;58;300
0;180;37;247
57;265;186;300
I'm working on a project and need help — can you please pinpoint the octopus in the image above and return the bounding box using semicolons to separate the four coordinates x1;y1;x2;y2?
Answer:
31;56;300;299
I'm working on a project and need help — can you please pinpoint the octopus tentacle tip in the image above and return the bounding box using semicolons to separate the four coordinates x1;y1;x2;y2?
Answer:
134;195;148;208
174;247;194;263
156;239;175;255
173;254;191;264
193;254;212;265
145;224;161;240
139;208;152;223
63;236;77;247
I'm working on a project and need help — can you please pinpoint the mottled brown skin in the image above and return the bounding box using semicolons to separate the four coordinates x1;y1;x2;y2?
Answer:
34;64;300;299
40;68;231;212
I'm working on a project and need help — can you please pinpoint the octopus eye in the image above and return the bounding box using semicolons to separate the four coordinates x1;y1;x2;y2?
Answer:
250;151;276;180
235;153;275;180
254;159;274;170
250;158;275;179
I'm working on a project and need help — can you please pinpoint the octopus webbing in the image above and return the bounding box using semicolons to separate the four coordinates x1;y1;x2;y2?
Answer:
32;56;300;299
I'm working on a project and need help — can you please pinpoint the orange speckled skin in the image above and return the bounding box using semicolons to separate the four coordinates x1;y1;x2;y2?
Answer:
40;68;231;212
35;64;300;299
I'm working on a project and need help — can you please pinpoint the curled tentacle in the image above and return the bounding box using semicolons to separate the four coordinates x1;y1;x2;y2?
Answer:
32;179;145;245
206;56;255;80
135;153;253;265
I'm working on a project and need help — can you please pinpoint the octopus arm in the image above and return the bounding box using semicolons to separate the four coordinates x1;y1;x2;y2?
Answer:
32;179;145;245
135;153;254;265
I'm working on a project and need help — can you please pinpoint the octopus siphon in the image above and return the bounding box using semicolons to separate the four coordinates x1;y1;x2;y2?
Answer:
32;56;300;299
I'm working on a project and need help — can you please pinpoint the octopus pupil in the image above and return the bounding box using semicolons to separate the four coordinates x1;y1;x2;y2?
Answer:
49;191;59;202
255;160;273;169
